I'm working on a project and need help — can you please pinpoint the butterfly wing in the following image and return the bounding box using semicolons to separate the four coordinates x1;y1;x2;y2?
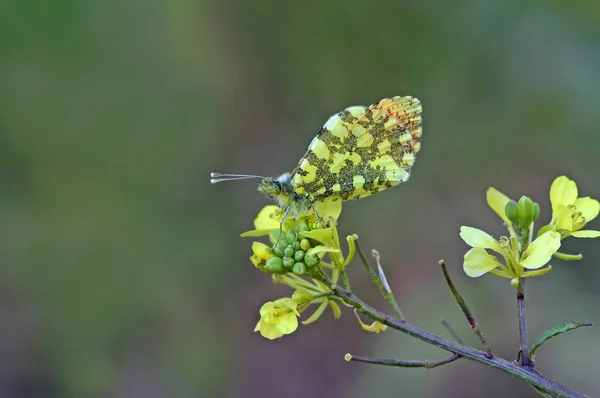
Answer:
290;96;422;202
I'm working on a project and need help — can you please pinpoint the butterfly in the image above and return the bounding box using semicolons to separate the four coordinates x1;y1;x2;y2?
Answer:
211;96;422;221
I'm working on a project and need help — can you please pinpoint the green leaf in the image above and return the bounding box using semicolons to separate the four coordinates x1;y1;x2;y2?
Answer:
530;322;593;359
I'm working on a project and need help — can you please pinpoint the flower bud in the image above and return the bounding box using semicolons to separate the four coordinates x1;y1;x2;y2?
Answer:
304;253;320;268
505;196;540;229
292;262;306;275
274;241;287;257
294;250;305;261
286;229;297;244
505;200;519;225
300;239;311;251
284;246;295;258
265;257;284;274
516;196;539;228
296;222;309;233
282;256;295;269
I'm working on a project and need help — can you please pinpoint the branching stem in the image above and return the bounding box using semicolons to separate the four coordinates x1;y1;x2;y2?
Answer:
311;271;589;398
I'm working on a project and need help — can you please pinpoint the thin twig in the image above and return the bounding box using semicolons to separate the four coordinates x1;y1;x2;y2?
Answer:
517;279;532;367
346;353;460;369
439;260;493;358
355;240;404;320
441;318;465;345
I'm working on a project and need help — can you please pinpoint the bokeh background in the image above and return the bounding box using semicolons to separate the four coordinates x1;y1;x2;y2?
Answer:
1;1;600;397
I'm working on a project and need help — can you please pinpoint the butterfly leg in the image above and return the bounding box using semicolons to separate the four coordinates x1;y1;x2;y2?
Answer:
274;206;292;247
310;203;320;224
293;209;300;231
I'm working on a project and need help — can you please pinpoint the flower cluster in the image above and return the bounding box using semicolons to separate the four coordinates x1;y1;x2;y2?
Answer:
461;176;599;286
243;201;360;339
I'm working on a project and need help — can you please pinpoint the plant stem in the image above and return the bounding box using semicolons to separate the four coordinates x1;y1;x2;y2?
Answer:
355;241;404;320
517;278;532;367
319;276;588;398
439;260;492;357
346;353;460;369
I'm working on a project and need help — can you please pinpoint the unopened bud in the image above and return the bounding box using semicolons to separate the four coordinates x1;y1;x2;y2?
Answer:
505;200;519;224
516;196;539;228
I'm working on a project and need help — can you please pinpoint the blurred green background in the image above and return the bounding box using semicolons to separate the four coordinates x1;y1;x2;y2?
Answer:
1;1;600;397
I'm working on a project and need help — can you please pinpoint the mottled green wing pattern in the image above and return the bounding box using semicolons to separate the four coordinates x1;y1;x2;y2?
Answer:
290;96;422;202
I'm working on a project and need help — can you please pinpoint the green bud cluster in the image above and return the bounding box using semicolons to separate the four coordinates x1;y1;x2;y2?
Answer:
265;222;321;276
505;196;540;230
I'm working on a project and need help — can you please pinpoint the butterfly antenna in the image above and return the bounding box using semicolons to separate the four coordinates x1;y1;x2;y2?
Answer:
210;173;265;184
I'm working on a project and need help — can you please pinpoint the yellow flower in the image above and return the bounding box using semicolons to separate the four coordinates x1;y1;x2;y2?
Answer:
250;241;272;268
241;202;343;238
254;298;299;340
460;226;560;281
549;176;600;239
254;290;316;340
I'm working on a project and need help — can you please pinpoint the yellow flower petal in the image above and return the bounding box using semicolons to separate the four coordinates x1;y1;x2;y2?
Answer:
252;241;272;259
554;205;573;231
314;201;342;222
463;247;503;277
255;320;284;340
460;226;503;253
486;187;512;226
255;299;300;339
274;313;299;334
300;228;337;248
520;231;561;269
570;230;600;238
573;197;600;224
253;205;282;230
550;176;577;212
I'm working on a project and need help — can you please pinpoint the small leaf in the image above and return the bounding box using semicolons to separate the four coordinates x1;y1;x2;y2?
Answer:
530;322;593;359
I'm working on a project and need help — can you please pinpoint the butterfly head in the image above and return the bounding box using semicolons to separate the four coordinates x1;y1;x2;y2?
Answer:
258;173;294;201
211;172;295;207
